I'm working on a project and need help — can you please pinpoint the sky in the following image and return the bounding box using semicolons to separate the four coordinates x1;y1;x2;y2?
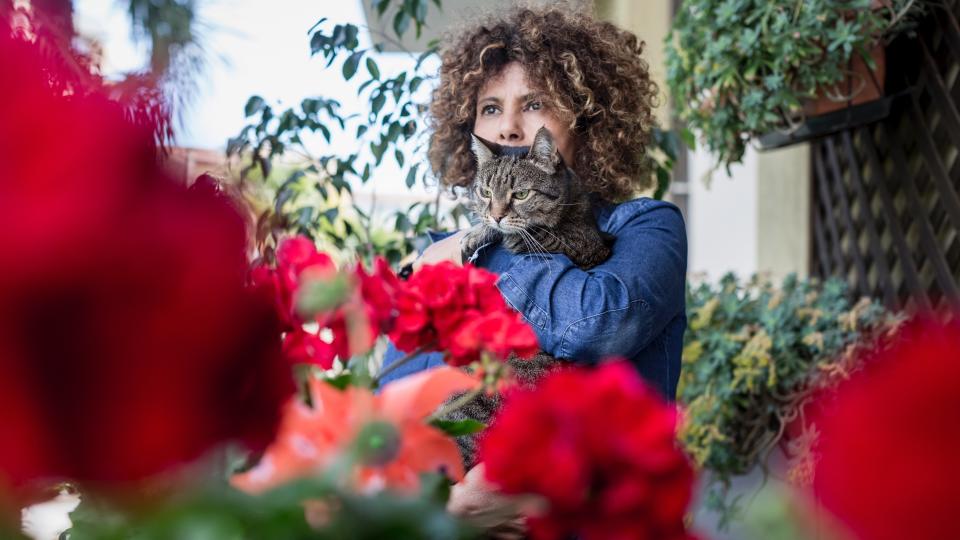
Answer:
73;0;441;200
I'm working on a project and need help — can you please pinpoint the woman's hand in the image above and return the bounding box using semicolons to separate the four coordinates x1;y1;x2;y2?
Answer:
414;229;469;269
447;464;531;539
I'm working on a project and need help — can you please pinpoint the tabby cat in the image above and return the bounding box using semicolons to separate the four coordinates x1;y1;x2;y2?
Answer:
445;127;613;467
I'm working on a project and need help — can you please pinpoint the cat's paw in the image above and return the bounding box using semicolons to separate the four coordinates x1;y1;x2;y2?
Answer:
460;226;498;262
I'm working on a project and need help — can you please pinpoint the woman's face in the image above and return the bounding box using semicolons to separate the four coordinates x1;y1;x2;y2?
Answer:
473;62;576;166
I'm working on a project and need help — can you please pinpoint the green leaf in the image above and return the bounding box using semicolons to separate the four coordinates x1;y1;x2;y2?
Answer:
429;418;485;436
375;0;390;17
371;93;386;115
366;57;381;80
244;95;265;117
392;9;410;38
318;124;331;143
415;0;428;24
394;149;405;168
405;163;419;188
343;24;359;49
408;76;424;93
342;50;364;80
324;373;353;390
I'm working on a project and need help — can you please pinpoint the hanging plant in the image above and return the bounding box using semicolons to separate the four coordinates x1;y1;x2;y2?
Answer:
665;0;924;170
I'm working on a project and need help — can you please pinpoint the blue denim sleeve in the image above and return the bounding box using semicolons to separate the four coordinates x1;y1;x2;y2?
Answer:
377;341;446;388
480;199;687;363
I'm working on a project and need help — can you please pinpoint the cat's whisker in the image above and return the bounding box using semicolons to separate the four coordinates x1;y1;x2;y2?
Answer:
513;229;551;270
517;229;557;272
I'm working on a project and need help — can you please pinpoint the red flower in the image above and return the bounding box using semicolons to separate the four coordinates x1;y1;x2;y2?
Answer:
252;236;336;330
812;317;960;540
356;257;401;336
479;362;695;540
0;33;292;495
282;329;337;370
448;311;539;367
388;262;534;366
254;238;400;369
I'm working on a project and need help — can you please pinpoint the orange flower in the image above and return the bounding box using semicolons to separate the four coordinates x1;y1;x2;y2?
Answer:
232;366;478;495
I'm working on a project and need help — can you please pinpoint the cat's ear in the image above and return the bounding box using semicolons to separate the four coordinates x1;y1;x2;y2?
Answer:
529;126;560;174
470;134;496;168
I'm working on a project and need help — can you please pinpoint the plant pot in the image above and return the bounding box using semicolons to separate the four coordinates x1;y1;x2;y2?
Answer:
804;42;886;117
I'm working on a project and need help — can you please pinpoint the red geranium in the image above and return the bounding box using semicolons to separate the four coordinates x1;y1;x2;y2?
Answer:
812;317;960;540
389;261;536;366
0;32;292;495
256;237;402;370
251;236;336;330
449;311;539;367
356;256;402;337
480;362;696;540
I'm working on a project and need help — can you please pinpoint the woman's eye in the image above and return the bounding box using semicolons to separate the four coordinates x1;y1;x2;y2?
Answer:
480;105;499;115
525;101;542;111
513;190;530;200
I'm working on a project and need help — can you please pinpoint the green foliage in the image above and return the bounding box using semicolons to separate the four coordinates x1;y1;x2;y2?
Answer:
66;477;475;539
678;273;903;526
665;0;923;169
228;1;464;267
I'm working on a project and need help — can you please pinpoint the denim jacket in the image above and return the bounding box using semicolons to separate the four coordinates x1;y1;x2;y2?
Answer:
378;197;688;400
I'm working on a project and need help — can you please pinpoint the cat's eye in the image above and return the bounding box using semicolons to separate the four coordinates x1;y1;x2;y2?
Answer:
478;186;492;198
513;190;530;201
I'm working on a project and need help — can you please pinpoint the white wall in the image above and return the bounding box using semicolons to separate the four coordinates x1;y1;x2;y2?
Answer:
686;142;811;283
687;146;760;282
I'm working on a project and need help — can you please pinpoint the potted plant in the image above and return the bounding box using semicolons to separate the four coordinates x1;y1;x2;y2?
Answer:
665;0;924;170
678;273;902;529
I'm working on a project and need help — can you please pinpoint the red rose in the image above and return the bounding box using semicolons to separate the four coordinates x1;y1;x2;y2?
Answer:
480;362;695;540
0;33;292;495
812;317;960;540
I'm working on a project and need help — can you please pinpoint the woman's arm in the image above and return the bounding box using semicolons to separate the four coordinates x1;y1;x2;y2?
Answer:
479;199;687;363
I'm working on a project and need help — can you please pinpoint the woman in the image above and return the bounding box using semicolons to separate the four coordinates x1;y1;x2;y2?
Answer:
380;3;687;532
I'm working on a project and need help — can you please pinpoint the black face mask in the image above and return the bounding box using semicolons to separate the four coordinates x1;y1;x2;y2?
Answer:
471;134;530;158
497;145;531;157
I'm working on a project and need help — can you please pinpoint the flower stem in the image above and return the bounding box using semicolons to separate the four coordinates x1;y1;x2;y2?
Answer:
372;344;432;386
427;386;484;422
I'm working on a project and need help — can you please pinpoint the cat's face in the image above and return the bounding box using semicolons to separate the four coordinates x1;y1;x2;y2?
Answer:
470;127;571;232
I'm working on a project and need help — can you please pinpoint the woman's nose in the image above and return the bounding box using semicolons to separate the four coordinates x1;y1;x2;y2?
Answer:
498;110;524;144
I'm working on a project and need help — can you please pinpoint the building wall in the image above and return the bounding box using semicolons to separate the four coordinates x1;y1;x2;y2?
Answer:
599;0;811;283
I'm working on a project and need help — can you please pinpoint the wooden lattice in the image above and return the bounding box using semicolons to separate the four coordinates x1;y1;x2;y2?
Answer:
810;1;960;313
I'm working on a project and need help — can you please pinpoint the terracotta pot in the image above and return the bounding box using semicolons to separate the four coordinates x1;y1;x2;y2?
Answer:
804;0;890;116
804;42;886;117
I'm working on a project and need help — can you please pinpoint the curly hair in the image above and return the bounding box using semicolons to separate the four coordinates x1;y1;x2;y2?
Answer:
427;3;658;202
